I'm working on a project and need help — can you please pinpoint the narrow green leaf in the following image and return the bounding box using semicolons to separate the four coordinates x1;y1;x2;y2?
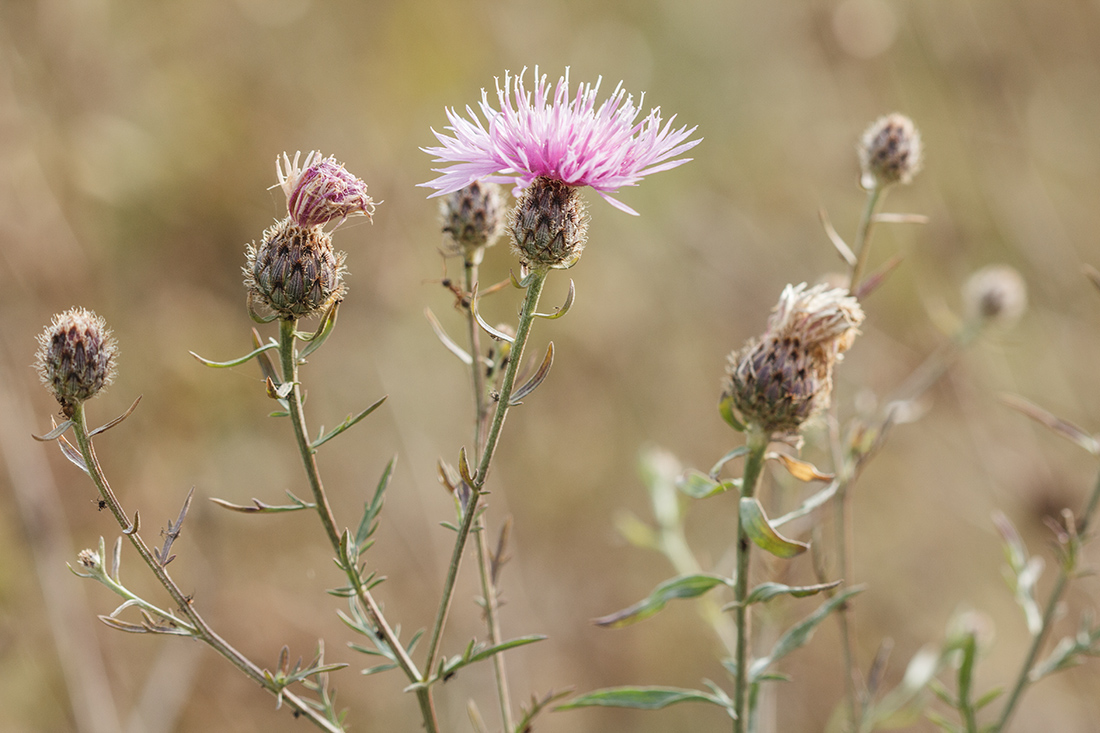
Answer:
708;446;749;477
424;307;473;365
718;394;746;432
677;469;736;499
771;480;840;528
558;686;729;712
190;342;280;368
594;574;732;628
311;396;388;450
509;342;554;405
298;301;339;359
440;635;547;678
534;278;575;319
742;580;842;606
209;491;315;514
355;456;396;550
740;497;809;558
32;420;74;442
748;586;863;681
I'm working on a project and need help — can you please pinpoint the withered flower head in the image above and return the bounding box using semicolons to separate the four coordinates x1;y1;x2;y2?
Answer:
441;180;505;259
245;217;347;320
858;113;922;189
277;151;375;229
963;264;1027;328
35;307;118;417
509;177;589;269
724;283;864;435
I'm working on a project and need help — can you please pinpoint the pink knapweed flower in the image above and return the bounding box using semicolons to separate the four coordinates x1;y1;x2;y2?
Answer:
420;68;701;215
277;151;375;229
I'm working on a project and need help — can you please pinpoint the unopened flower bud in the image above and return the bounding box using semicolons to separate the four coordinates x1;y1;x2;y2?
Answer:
277;151;375;229
441;181;505;261
963;264;1027;327
245;217;346;319
77;548;101;570
35;308;118;417
858;113;922;189
724;284;864;435
509;177;589;269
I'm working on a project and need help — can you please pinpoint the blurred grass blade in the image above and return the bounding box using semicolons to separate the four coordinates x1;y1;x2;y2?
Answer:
594;573;731;628
1000;393;1100;455
819;206;856;266
740;497;809;558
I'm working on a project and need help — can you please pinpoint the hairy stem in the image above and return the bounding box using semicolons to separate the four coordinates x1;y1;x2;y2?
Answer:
423;268;549;681
69;404;343;733
277;319;434;731
734;426;770;733
995;467;1100;731
464;256;516;732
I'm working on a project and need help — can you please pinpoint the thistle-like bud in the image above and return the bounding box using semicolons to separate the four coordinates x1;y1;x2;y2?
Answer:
858;113;922;189
441;181;505;261
245;217;346;319
963;264;1027;328
77;548;101;570
509;177;589;269
35;308;118;417
277;151;375;229
724;284;864;435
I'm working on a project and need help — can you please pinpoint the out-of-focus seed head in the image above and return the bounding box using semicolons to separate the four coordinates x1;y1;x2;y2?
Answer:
964;264;1027;327
35;308;118;418
245;217;346;320
440;181;505;260
509;177;589;269
858;113;922;189
723;284;864;435
277;151;375;229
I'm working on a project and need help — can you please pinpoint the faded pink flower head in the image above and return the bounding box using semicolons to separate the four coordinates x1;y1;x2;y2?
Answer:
420;68;701;215
277;151;375;229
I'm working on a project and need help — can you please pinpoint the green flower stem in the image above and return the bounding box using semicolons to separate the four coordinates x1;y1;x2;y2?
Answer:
847;184;885;294
69;404;343;733
734;426;770;733
423;268;549;684
464;256;516;732
995;467;1100;732
277;320;434;732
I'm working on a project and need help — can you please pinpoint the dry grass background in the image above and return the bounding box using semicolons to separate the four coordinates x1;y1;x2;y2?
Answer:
1;0;1099;731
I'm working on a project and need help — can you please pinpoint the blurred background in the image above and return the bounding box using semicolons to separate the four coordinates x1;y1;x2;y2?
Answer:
2;0;1100;731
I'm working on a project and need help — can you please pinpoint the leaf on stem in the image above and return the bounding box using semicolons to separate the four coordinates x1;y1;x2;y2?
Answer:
558;686;732;715
190;342;281;369
534;279;575;319
88;395;143;437
311;396;388;450
510;342;554;405
471;284;516;343
296;301;340;359
32;419;74;442
739;580;842;606
718;394;746;432
771;480;840;529
771;452;833;482
517;688;574;733
438;635;547;681
57;433;90;474
748;586;864;682
708;446;749;478
209;491;316;514
593;574;732;628
354;456;396;553
818;206;857;267
993;511;1044;635
424;307;473;365
853;255;904;300
155;487;194;567
740;497;809;558
676;469;737;499
1000;393;1100;455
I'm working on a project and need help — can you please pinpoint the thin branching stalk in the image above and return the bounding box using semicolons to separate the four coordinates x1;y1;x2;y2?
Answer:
423;268;549;681
847;184;884;294
276;319;435;732
995;468;1100;731
464;256;516;732
734;426;770;733
69;404;342;733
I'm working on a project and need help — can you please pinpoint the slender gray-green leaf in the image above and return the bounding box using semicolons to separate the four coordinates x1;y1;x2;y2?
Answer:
510;342;554;404
424;307;473;365
740;497;809;558
534;278;575;319
594;574;731;628
355;456;396;550
677;469;735;499
742;580;842;606
298;301;340;359
209;491;315;514
189;342;280;368
32;420;74;442
749;586;864;681
708;446;749;477
440;635;547;678
558;686;730;712
311;395;388;450
771;479;840;528
88;396;143;436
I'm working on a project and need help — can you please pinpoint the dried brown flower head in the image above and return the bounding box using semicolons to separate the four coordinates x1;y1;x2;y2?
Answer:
724;284;864;435
858;113;922;189
35;308;118;417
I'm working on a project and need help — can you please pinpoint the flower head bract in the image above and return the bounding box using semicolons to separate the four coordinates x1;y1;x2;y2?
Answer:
421;68;700;215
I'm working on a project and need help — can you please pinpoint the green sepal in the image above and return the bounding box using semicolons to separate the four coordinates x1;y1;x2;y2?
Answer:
594;573;732;628
740;497;809;558
719;394;746;432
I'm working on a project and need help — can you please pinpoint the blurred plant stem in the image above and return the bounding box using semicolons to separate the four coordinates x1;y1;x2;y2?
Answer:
424;267;549;701
68;403;343;732
994;467;1100;732
734;426;770;733
463;255;516;732
847;184;884;294
277;319;434;732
